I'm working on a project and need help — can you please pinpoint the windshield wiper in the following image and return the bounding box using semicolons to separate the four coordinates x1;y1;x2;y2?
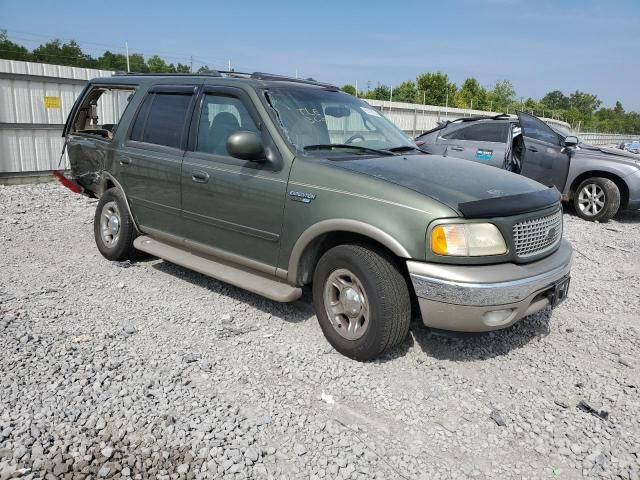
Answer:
388;145;423;153
303;144;395;156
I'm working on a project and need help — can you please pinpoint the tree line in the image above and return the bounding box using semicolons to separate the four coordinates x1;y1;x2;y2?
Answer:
0;30;209;74
343;74;639;135
1;31;638;134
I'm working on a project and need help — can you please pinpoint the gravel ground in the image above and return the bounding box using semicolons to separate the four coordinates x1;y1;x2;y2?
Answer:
0;182;638;480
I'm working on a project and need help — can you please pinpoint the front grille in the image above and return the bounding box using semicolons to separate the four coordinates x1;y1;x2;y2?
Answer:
513;210;562;258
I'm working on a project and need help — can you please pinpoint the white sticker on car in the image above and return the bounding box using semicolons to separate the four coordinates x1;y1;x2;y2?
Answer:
361;107;382;117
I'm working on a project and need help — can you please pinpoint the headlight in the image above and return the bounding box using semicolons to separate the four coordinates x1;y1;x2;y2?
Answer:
431;223;507;256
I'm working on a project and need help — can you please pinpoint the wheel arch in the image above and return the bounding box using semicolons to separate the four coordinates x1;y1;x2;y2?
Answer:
569;170;629;209
98;172;140;233
287;219;411;286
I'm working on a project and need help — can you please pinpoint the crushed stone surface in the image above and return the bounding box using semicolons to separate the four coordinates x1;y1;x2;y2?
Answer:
0;182;638;479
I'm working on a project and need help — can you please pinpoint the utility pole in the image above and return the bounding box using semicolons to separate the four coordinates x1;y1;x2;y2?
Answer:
423;91;426;105
125;42;130;73
228;60;231;72
445;92;448;111
355;80;358;97
190;56;193;73
470;99;473;110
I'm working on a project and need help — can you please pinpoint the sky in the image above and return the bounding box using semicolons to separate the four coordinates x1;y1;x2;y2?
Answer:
2;0;639;109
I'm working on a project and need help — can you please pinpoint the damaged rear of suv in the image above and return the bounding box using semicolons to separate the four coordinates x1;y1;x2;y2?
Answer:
60;71;574;360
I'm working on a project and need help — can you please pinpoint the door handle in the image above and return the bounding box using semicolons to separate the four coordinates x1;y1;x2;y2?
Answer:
527;146;539;153
450;146;464;151
119;156;132;165
191;171;210;183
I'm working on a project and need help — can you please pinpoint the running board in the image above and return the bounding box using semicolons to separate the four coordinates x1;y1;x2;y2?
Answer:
133;236;301;302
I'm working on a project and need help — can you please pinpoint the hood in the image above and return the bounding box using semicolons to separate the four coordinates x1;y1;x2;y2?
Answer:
325;154;555;215
577;144;640;165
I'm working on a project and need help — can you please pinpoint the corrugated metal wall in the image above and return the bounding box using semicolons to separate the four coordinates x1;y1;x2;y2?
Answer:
0;60;116;174
1;60;637;175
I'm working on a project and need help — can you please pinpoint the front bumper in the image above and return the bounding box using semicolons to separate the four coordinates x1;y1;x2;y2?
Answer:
408;239;574;332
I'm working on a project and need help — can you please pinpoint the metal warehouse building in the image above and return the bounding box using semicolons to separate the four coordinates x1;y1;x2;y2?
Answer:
0;60;123;178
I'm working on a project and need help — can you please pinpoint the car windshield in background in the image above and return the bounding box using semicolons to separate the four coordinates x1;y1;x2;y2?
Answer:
264;87;415;155
551;124;574;139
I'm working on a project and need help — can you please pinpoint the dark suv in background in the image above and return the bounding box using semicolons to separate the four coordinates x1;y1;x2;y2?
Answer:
416;112;640;222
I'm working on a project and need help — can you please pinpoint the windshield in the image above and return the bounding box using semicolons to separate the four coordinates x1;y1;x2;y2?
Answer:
263;87;415;155
550;124;574;138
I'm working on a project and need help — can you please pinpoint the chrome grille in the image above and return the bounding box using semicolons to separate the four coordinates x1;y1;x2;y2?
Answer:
513;210;562;258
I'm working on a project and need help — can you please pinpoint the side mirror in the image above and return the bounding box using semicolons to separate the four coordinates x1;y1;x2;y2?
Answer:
564;135;579;147
227;131;265;162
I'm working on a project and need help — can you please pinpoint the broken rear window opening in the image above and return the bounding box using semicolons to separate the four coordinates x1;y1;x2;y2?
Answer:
263;87;415;156
70;87;137;140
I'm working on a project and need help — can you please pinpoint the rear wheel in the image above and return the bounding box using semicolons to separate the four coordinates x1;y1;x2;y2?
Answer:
573;177;620;222
312;244;411;361
94;188;138;260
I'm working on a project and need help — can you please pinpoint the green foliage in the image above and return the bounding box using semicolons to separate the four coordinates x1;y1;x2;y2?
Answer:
96;51;128;71
454;77;488;109
393;80;418;103
568;90;602;116
0;30;30;61
488;80;515;112
541;90;570;110
31;39;94;68
341;84;357;96
363;84;391;101
416;72;457;106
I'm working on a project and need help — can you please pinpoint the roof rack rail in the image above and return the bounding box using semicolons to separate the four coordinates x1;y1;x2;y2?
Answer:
450;113;512;123
111;70;339;88
112;71;223;77
250;72;338;89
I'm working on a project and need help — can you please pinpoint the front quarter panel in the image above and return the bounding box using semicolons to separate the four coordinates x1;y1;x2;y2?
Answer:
279;156;458;283
565;151;640;197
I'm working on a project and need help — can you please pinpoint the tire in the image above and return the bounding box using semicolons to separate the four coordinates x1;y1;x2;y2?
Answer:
312;244;411;361
93;188;139;261
573;177;620;222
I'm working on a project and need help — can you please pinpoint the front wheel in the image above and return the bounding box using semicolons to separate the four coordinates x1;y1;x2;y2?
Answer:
312;244;411;361
573;177;620;222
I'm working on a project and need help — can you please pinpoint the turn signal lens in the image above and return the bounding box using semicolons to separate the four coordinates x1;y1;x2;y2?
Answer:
430;223;507;256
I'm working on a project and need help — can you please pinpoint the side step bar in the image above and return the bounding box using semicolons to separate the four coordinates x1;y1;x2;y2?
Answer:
133;236;301;302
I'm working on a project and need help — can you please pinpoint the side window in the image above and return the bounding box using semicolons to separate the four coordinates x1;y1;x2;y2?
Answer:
519;113;560;146
130;92;193;149
442;126;468;141
444;123;507;142
196;94;259;156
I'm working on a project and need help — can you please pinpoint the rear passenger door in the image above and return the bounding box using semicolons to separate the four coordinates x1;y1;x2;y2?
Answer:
117;84;199;240
181;86;288;273
442;122;508;168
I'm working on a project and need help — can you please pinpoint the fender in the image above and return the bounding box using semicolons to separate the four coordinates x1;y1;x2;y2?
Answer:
565;156;638;197
287;219;411;284
99;172;141;234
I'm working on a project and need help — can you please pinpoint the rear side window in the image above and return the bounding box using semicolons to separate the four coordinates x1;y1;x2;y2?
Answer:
443;122;507;143
130;92;193;149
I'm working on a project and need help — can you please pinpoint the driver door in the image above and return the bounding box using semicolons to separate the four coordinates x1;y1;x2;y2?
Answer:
517;112;570;190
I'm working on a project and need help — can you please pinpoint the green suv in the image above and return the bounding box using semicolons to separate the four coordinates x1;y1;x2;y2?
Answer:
62;71;574;360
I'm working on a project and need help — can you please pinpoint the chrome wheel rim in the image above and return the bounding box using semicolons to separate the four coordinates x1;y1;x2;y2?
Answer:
99;201;121;248
323;268;370;340
578;183;605;217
